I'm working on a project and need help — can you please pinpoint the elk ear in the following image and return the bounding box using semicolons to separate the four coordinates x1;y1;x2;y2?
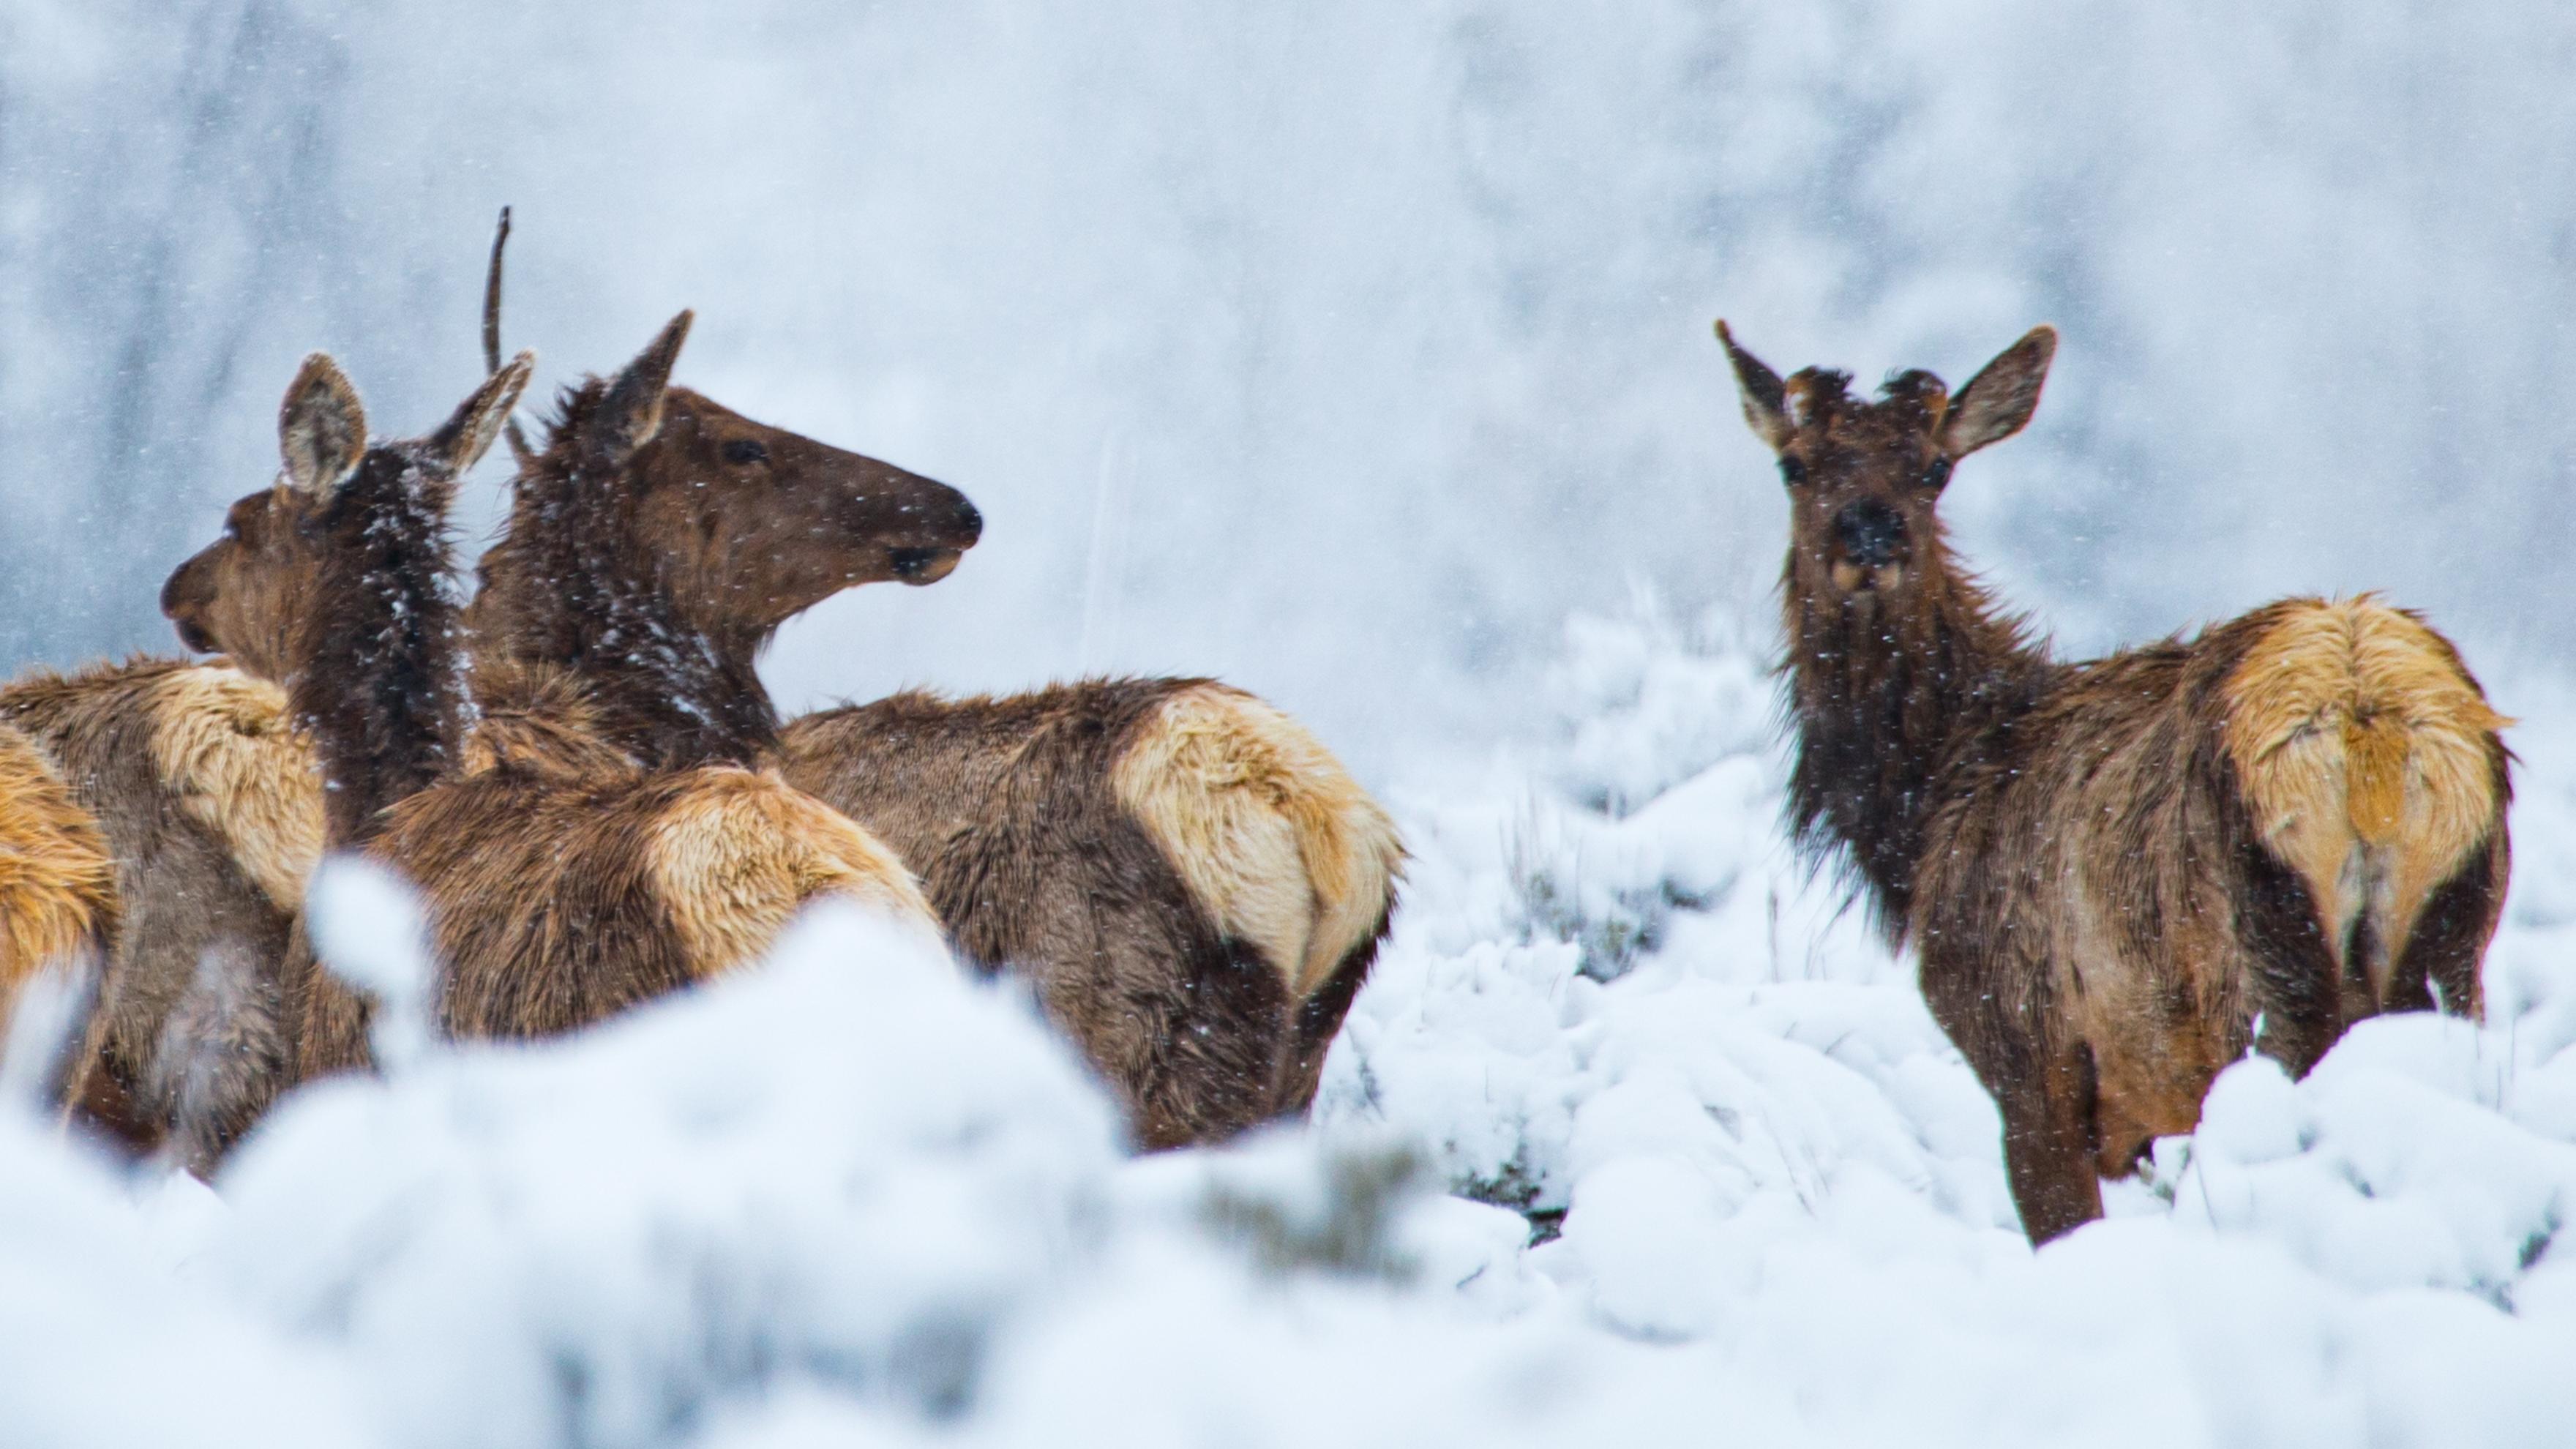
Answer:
1715;320;1794;452
589;310;694;463
278;353;367;498
1939;325;2056;459
423;350;535;476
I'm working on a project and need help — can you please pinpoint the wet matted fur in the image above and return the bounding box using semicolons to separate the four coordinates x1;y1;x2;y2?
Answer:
1719;321;2511;1243
0;656;318;1159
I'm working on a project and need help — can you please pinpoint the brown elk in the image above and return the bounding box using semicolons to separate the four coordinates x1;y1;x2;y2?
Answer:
160;351;937;1124
1716;321;2512;1243
473;225;1402;1147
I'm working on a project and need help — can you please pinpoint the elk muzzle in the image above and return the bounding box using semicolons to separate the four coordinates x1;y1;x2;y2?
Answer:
160;553;222;654
883;490;982;587
1830;498;1908;592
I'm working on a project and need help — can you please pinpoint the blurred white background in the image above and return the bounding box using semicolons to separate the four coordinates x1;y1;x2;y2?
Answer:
6;1;2572;776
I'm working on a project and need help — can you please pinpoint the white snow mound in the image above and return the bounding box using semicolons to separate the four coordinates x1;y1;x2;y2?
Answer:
7;604;2576;1446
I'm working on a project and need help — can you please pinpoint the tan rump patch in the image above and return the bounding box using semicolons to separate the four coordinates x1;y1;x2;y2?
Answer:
144;665;324;910
0;724;116;1011
2222;597;2507;1000
645;768;940;980
1113;684;1405;1000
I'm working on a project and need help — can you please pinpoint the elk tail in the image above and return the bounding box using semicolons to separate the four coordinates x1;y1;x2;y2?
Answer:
483;205;536;471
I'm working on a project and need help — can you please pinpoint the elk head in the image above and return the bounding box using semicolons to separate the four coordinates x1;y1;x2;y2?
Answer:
1716;321;2056;612
529;311;984;650
162;351;536;681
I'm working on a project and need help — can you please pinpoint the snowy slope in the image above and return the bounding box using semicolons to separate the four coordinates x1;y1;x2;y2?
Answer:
8;604;2576;1447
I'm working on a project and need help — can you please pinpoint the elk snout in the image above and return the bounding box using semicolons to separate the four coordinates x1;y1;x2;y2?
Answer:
941;495;984;550
1827;498;1910;595
160;555;220;654
885;482;983;586
1834;499;1906;569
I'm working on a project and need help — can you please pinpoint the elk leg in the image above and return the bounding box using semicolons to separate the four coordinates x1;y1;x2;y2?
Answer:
1996;1042;2103;1246
1268;906;1394;1117
2229;826;2348;1077
1127;934;1291;1149
1025;866;1287;1150
2389;829;2509;1020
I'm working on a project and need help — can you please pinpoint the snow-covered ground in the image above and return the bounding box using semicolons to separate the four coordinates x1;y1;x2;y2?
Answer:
10;604;2576;1448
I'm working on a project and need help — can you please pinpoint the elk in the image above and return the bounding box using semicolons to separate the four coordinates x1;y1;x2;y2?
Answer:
160;350;938;1127
474;222;1402;1147
1716;321;2512;1243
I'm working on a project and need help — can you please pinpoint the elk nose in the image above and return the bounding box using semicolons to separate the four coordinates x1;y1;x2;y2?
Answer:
950;495;983;548
159;558;204;624
1834;499;1906;568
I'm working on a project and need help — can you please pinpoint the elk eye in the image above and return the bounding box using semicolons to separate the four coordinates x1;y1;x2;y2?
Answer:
721;439;770;466
1778;456;1808;487
1920;457;1954;491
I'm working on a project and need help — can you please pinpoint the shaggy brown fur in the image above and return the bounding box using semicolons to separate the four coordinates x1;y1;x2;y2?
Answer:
471;233;1399;1145
289;760;935;1080
369;763;932;1049
157;352;519;1132
782;681;1401;1146
1718;321;2511;1243
166;350;937;1102
0;657;319;1162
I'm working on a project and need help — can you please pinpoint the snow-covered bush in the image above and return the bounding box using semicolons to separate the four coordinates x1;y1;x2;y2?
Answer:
12;604;2576;1445
1499;602;1786;983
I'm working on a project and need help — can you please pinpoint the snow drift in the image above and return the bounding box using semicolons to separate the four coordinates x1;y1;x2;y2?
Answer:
1;606;2574;1445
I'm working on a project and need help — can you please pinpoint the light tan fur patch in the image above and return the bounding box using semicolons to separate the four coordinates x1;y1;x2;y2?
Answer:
0;724;116;1011
2223;597;2507;1002
645;768;940;980
144;665;324;910
1112;684;1405;1000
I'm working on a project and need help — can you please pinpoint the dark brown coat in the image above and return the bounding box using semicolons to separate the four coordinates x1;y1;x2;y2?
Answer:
1719;322;2511;1243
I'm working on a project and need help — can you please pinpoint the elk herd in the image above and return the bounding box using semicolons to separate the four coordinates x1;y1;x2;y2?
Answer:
0;213;2515;1248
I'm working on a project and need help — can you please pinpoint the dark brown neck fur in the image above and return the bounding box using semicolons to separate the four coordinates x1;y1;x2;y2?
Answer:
468;382;779;768
1782;527;2055;939
291;450;466;847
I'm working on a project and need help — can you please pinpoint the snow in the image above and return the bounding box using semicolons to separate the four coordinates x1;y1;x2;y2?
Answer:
12;602;2576;1446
